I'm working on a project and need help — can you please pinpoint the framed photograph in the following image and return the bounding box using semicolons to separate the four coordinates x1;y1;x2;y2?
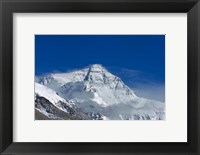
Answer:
0;0;200;154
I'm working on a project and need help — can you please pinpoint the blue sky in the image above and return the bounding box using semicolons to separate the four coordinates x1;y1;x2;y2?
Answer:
35;35;165;101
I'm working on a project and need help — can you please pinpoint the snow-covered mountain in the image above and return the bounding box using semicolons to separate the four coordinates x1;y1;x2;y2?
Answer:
35;64;165;120
35;83;90;120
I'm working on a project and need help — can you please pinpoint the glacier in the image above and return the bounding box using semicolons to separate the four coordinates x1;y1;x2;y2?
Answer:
35;64;165;120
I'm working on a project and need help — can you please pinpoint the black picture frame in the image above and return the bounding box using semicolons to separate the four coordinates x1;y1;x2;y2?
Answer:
0;0;200;154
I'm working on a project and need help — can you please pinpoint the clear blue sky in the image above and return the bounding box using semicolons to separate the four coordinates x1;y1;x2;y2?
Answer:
35;35;165;83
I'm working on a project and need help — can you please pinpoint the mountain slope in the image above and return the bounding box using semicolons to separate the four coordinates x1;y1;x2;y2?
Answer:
35;95;94;120
35;83;93;120
36;64;165;120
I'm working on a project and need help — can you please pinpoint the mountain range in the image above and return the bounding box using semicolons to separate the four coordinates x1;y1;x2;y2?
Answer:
35;64;165;120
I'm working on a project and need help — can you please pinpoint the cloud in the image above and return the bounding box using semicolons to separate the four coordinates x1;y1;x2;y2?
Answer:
133;84;165;102
108;66;165;102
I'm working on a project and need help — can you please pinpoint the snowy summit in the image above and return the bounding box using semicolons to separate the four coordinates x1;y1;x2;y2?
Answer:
35;64;165;120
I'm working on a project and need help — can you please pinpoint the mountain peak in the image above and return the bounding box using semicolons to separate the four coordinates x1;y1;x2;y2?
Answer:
89;64;106;72
90;64;103;68
84;64;114;83
35;64;165;120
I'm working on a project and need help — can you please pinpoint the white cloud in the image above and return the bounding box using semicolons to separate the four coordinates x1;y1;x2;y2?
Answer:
133;84;165;102
108;67;165;102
